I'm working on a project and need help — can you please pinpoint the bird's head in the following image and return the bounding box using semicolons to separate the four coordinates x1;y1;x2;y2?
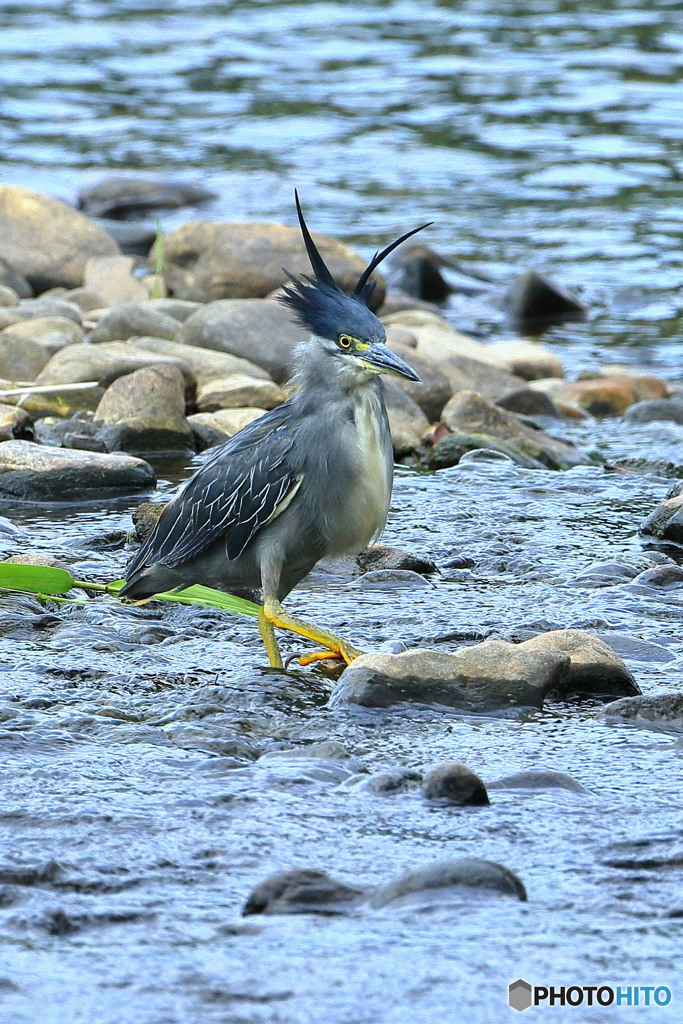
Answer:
279;192;430;385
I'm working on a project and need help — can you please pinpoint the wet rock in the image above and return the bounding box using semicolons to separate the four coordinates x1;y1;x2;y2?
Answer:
243;869;366;916
421;761;490;805
160;220;381;306
630;564;683;589
5;552;72;572
623;396;683;425
196;375;285;413
83;255;148;307
88;302;181;344
392;244;454;302
0;404;32;442
177;299;308;383
1;317;84;356
441;391;591;470
131;501;166;542
551;379;641;417
328;641;570;712
264;741;354;761
0;256;32;299
386;341;453;421
371;858;527;907
35;341;193;390
495;388;560;418
357;569;432;590
608;456;683;479
640;490;683;546
342;768;423;793
583;367;670;401
483;340;564;381
0;439;155;500
383;381;430;455
0;333;51;381
487;769;589;793
0;285;20;307
501;270;587;333
519;630;640;698
602;694;683;731
188;408;266;441
32;414;106;453
94;364;194;455
355;545;436;576
78;176;217;218
425;430;545;470
574;560;644;588
0;185;120;291
130;335;270;388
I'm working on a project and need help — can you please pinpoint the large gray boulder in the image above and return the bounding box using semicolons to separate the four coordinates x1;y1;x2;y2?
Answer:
159;220;383;307
129;336;271;387
328;641;570;712
520;630;640;698
87;303;182;344
177;299;308;382
0;185;120;291
0;439;155;499
94;364;194;454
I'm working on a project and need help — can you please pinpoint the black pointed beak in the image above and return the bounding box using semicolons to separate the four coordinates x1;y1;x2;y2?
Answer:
362;343;421;382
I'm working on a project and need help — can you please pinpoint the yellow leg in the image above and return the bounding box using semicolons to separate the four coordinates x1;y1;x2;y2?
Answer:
262;596;363;666
258;605;284;669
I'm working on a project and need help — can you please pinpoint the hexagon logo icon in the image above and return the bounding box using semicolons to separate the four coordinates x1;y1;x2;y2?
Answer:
509;978;533;1012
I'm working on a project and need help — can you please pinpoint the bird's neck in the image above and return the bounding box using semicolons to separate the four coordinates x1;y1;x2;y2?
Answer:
293;335;381;401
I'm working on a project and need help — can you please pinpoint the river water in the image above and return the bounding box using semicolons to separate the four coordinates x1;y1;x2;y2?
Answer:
1;2;683;1022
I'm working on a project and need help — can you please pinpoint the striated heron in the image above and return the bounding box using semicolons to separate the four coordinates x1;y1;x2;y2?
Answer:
121;193;429;668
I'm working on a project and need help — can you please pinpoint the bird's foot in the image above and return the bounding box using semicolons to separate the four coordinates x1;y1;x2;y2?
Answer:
261;596;363;669
297;641;363;667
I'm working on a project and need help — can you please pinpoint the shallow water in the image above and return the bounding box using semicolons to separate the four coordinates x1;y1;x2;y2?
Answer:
2;2;683;1022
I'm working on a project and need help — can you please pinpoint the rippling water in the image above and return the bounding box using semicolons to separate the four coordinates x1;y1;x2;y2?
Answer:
1;3;683;1023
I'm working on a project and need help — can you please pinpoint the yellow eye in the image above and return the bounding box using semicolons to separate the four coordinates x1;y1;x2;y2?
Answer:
339;334;353;349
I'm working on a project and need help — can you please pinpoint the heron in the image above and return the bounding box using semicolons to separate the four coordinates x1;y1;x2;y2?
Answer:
120;193;428;668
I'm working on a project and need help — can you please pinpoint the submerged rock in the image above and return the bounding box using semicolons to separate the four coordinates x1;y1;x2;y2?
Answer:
94;364;194;455
328;641;570;712
640;487;683;546
501;270;587;333
425;430;545;471
78;176;217;218
0;185;119;291
421;761;490;805
602;694;683;731
159;220;380;306
131;501;166;542
371;858;527;907
487;769;589;793
355;545;437;576
623;396;683;425
243;869;366;916
0;439;155;499
519;630;640;698
342;768;423;794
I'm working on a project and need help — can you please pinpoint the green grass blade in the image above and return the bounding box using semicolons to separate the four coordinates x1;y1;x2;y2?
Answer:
0;562;75;594
155;584;260;616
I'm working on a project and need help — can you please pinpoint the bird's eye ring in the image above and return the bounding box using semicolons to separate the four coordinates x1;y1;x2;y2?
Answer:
338;334;353;349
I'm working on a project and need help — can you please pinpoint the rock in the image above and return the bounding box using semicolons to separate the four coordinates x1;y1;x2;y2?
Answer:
518;630;640;698
630;564;683;589
5;552;71;573
0;404;32;441
263;741;354;761
0;333;51;381
357;569;432;590
188;408;266;441
441;391;591;470
196;374;285;412
623;397;683;425
159;220;381;306
501;270;587;333
1;317;84;356
607;456;683;479
483;340;564;381
0;257;32;299
583;367;670;401
243;869;366;916
186;413;231;451
87;303;181;344
0;439;155;499
143;299;201;323
487;770;589;792
0;309;24;332
383;381;430;455
640;490;683;545
131;501;166;542
94;364;194;454
78;177;216;219
495;388;560;418
386;341;453;421
328;641;570;712
602;694;683;731
393;245;453;303
83;255;148;306
355;545;436;575
371;859;527;907
95;219;157;256
549;379;640;417
17;298;83;324
0;185;119;291
60;288;105;313
35;342;194;390
0;285;20;307
421;761;490;805
5;384;105;421
342;768;423;793
425;431;545;470
385;325;418;348
177;299;308;383
378;293;442;317
130;335;271;388
33;413;106;452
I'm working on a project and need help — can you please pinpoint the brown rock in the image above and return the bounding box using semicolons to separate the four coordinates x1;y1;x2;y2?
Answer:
130;335;270;388
483;340;564;381
83;255;148;307
0;403;32;441
94;364;193;454
35;342;194;389
87;302;181;344
421;761;490;805
549;379;638;417
386;341;453;422
0;333;51;381
2;317;84;356
196;375;285;412
0;185;120;291
519;630;640;698
159;220;383;307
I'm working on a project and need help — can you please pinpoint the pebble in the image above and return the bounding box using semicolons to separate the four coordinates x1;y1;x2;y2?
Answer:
421;761;490;805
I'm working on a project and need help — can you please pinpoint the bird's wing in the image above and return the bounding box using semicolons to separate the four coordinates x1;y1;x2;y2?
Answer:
125;405;301;582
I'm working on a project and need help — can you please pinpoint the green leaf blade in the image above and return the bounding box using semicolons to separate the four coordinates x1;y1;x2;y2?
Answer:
0;563;75;595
